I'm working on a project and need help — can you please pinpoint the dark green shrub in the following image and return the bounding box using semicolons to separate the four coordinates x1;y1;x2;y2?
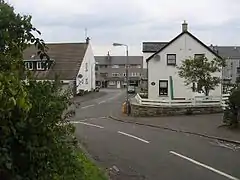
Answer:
223;85;240;128
0;1;83;179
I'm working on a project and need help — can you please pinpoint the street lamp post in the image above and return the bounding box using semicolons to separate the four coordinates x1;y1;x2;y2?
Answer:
113;43;130;115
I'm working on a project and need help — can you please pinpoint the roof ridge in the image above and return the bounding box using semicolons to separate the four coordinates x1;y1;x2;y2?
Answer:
146;31;222;61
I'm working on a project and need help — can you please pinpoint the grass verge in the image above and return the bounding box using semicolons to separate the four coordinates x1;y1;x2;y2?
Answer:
78;150;108;180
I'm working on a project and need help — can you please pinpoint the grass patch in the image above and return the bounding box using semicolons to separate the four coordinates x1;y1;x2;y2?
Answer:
78;151;108;180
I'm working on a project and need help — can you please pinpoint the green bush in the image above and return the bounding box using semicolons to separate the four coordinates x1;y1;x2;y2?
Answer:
0;1;83;179
0;76;84;180
223;85;240;128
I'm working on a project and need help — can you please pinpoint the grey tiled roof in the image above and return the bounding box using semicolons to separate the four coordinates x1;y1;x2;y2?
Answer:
95;56;143;65
23;43;88;80
142;42;168;52
214;46;240;59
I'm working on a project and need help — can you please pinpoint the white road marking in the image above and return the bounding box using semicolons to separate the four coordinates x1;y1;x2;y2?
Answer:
112;165;120;172
118;131;150;144
81;104;94;109
98;100;106;104
74;122;104;129
170;151;240;180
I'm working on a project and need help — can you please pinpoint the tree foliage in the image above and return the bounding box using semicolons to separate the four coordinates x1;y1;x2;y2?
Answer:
223;83;240;128
0;1;83;179
178;56;225;96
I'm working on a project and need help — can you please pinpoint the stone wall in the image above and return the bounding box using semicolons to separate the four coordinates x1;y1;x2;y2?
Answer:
130;103;223;117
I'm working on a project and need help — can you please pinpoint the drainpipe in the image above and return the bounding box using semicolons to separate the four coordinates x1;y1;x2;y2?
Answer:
169;76;174;100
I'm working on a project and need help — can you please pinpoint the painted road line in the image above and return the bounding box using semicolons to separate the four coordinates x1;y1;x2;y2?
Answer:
170;151;240;180
98;100;106;104
74;122;104;129
81;104;94;109
118;131;150;144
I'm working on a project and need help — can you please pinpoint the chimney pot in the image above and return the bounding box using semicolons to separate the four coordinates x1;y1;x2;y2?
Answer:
86;37;90;44
182;20;188;32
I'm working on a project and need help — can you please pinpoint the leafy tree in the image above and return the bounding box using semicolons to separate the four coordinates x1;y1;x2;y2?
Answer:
223;78;240;128
223;85;240;128
178;55;225;96
0;1;82;179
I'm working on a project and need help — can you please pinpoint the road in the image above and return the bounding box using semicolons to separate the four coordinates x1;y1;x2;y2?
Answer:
73;89;240;180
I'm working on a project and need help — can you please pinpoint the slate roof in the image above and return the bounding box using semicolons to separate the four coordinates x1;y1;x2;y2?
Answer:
142;42;168;52
23;43;88;80
214;46;240;59
95;56;143;65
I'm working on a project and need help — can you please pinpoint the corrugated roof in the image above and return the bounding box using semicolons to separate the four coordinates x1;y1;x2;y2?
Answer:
214;46;240;59
23;43;88;80
142;42;168;52
95;56;143;65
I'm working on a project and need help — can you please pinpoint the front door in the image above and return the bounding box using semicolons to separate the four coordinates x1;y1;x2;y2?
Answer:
117;81;121;88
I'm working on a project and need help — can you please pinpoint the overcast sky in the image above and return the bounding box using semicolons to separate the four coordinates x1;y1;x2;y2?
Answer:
7;0;240;55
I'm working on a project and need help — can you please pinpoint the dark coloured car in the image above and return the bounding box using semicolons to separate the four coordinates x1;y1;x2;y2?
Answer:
128;85;135;94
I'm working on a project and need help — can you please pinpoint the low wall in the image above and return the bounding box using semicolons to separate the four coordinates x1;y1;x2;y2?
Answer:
130;103;223;117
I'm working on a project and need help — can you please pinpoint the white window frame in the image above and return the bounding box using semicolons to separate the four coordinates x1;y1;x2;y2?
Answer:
25;62;33;70
112;65;119;68
37;62;44;70
112;73;120;77
109;81;116;86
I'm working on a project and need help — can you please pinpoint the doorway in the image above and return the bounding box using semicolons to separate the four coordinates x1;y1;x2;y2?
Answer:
117;81;121;88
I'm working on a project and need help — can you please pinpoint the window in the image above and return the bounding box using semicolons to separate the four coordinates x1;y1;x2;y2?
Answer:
192;82;197;92
194;54;205;59
25;62;33;70
112;65;119;68
131;72;138;77
237;67;240;74
109;81;116;86
123;73;126;77
85;63;88;71
112;73;120;77
167;54;176;65
100;73;108;77
37;62;44;70
159;80;168;96
85;78;88;84
130;64;141;69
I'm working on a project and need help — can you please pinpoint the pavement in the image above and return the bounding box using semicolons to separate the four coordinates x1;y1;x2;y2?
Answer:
71;89;240;180
110;113;240;144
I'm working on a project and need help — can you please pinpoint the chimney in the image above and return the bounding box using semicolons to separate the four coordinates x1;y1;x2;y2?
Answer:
182;20;188;32
107;51;111;61
86;37;90;44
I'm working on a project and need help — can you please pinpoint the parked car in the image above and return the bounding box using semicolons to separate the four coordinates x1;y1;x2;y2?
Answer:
95;86;101;92
127;85;135;94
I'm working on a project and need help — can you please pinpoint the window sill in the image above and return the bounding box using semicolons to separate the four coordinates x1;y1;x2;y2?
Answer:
159;95;168;97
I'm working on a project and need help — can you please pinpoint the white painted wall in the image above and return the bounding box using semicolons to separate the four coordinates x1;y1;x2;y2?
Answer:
76;43;96;92
148;33;222;100
143;52;153;69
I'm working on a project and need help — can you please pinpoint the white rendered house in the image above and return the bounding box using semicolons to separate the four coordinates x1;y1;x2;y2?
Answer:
145;21;223;100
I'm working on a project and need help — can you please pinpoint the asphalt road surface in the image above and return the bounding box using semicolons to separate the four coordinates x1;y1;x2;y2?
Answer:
73;89;240;180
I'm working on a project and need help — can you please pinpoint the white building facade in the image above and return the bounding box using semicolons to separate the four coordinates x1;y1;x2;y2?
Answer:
76;41;96;93
146;22;223;100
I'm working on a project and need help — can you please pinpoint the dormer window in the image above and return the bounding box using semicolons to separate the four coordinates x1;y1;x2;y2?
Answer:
25;62;33;70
